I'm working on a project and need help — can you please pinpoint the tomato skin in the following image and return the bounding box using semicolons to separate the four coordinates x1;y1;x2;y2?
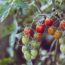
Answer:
59;37;65;44
23;27;34;37
59;20;65;30
22;35;29;45
34;33;43;41
60;44;65;53
48;26;56;35
36;24;45;33
53;30;62;39
45;18;54;26
31;49;38;59
31;40;40;48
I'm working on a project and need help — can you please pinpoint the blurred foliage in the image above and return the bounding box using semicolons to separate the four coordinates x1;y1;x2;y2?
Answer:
0;0;53;22
0;0;65;19
0;0;65;65
0;57;15;65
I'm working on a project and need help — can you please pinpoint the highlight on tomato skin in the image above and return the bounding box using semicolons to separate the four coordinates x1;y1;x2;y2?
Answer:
45;18;54;26
36;24;45;33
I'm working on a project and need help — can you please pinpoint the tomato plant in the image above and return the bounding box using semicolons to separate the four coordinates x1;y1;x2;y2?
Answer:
1;0;65;65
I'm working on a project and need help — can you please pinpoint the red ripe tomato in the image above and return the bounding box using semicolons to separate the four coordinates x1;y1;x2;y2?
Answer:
23;27;34;37
36;24;45;33
59;20;65;30
45;18;54;26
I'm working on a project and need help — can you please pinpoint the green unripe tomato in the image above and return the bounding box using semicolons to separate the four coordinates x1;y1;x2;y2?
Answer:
22;35;29;45
59;37;65;44
31;41;40;48
24;51;31;61
31;49;38;59
60;44;65;53
22;46;28;53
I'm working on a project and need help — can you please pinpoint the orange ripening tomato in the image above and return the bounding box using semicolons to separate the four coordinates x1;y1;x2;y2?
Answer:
34;33;43;41
48;26;56;35
54;30;62;39
59;20;65;30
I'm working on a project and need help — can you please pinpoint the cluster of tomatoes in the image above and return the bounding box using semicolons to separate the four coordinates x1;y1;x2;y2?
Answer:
23;18;55;37
23;18;65;39
48;20;65;39
21;17;65;61
47;19;65;54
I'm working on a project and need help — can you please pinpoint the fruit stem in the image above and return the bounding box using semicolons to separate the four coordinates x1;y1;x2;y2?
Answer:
49;39;56;52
